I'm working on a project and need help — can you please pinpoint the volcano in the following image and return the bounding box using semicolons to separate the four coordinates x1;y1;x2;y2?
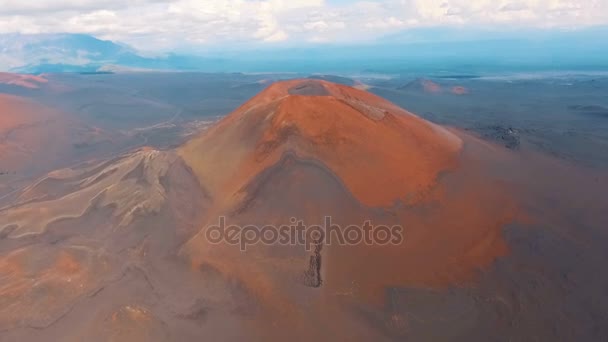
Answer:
176;79;520;338
1;79;607;341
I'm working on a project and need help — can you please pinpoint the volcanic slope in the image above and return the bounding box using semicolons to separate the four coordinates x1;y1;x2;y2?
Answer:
0;148;215;341
0;94;112;184
179;79;463;208
178;79;520;339
0;94;74;177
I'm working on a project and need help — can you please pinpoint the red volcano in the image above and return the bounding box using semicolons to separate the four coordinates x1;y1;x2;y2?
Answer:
177;79;520;339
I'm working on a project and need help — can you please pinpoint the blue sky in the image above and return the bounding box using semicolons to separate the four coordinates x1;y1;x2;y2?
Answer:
0;0;606;51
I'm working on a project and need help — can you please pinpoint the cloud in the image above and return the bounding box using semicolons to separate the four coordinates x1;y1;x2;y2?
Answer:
0;0;163;15
0;0;606;49
500;2;529;12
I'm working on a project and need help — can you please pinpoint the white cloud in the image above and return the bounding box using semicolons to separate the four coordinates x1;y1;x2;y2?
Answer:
0;0;606;49
500;2;530;12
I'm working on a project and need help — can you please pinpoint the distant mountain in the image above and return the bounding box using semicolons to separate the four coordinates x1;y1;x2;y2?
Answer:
0;33;132;72
398;78;442;93
2;27;608;74
396;78;469;95
0;33;224;73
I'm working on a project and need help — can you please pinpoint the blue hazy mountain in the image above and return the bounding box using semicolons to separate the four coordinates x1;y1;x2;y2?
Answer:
0;33;133;72
1;27;607;74
0;33;225;73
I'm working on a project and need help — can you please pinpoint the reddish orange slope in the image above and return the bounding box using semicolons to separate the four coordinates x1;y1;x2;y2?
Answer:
179;78;517;293
0;94;54;168
0;94;99;178
179;79;462;208
176;79;521;340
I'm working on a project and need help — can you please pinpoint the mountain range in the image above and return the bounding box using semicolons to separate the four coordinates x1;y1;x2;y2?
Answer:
0;33;224;73
2;27;608;74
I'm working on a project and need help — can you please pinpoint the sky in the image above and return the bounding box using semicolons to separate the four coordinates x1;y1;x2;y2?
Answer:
0;0;607;50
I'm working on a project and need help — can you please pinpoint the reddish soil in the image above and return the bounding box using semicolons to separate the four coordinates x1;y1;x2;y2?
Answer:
422;79;442;93
451;86;469;95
